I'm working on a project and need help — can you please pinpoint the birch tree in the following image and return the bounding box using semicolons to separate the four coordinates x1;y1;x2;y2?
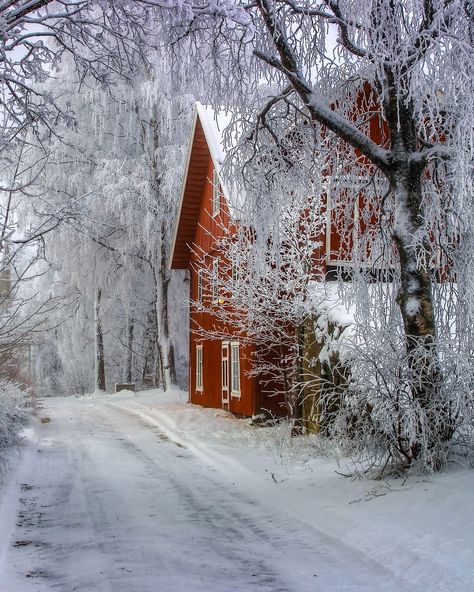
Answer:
22;49;193;394
155;0;474;470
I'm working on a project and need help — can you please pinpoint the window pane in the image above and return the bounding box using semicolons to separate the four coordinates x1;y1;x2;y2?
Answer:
212;169;220;216
197;269;203;303
212;258;219;302
196;346;203;390
231;344;240;393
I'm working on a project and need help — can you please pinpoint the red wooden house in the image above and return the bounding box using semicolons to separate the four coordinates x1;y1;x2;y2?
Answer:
169;98;386;418
169;104;286;417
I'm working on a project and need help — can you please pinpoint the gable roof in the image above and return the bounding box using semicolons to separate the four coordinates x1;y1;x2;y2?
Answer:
169;103;236;270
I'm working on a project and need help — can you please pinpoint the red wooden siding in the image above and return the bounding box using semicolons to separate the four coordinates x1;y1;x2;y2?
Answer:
171;107;287;417
170;94;395;417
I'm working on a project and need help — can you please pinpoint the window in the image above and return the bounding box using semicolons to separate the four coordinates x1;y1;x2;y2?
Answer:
325;174;392;269
197;268;203;303
222;342;229;391
196;344;203;392
212;258;219;303
230;342;240;396
211;168;221;217
231;260;239;294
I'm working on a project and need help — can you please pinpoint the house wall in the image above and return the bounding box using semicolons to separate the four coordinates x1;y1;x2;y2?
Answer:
188;157;266;417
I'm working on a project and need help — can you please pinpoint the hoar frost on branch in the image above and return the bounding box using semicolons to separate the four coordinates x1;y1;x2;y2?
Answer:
19;46;194;394
159;0;474;471
0;1;154;152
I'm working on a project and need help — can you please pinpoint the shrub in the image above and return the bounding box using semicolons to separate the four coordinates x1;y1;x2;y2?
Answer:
0;381;30;474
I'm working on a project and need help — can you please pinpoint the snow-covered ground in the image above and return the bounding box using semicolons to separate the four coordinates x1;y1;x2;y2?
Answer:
0;388;473;591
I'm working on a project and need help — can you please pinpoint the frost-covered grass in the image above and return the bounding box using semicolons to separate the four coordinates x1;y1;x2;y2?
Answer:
0;382;30;475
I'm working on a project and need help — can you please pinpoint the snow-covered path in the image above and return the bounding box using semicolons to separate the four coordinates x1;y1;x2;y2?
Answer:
0;395;408;592
2;389;473;592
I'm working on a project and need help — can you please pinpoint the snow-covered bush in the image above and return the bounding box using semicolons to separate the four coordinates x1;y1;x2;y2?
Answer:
0;382;30;474
322;337;473;475
302;281;474;474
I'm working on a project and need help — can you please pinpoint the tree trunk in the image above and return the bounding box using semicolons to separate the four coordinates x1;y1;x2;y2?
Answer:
168;343;177;385
386;83;449;459
126;315;134;384
95;288;106;392
290;324;305;436
158;227;177;388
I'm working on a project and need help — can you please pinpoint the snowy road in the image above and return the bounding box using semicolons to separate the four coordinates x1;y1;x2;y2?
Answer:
1;396;417;591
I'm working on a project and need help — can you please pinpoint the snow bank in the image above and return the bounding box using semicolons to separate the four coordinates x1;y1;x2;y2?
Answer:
0;382;30;474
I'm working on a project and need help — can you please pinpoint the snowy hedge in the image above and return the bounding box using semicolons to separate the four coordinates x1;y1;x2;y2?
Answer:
0;382;30;473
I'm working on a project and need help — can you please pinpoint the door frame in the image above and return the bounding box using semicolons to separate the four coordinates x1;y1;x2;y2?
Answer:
221;341;229;410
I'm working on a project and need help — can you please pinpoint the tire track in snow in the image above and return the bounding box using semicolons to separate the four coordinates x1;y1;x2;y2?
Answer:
107;402;410;592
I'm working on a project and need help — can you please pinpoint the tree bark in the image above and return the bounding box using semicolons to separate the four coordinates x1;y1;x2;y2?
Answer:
126;315;134;384
95;288;106;392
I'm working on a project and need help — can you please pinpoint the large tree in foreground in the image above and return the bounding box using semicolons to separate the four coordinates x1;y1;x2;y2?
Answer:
157;0;474;470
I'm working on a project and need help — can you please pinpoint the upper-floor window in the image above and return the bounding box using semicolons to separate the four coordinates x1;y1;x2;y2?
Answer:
326;174;392;269
197;268;204;303
212;257;219;303
231;260;239;294
212;168;221;217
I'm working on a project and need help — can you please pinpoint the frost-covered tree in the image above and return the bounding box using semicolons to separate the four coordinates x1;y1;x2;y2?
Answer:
21;49;193;394
0;1;153;152
155;0;474;470
0;139;71;387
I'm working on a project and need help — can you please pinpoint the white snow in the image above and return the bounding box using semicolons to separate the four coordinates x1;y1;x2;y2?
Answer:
195;102;246;218
0;388;473;591
309;281;356;328
195;102;231;166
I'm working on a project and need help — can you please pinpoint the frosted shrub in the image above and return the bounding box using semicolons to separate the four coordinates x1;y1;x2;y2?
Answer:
0;382;30;474
320;334;474;474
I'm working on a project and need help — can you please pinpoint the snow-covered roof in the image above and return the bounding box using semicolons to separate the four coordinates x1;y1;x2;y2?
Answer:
169;102;244;270
195;102;230;167
195;102;245;219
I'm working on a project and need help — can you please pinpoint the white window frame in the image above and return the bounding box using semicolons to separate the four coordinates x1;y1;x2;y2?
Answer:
222;342;229;391
230;342;241;397
196;343;203;392
325;179;358;267
325;175;391;269
221;341;229;406
231;260;239;295
197;268;203;303
212;257;219;303
211;168;221;217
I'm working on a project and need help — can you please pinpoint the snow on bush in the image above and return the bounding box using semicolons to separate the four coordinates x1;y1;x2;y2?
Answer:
0;382;30;474
307;282;474;474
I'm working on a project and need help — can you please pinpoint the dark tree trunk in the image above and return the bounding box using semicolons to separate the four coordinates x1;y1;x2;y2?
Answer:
96;288;106;392
126;315;134;384
168;343;177;385
384;75;451;460
290;324;305;436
